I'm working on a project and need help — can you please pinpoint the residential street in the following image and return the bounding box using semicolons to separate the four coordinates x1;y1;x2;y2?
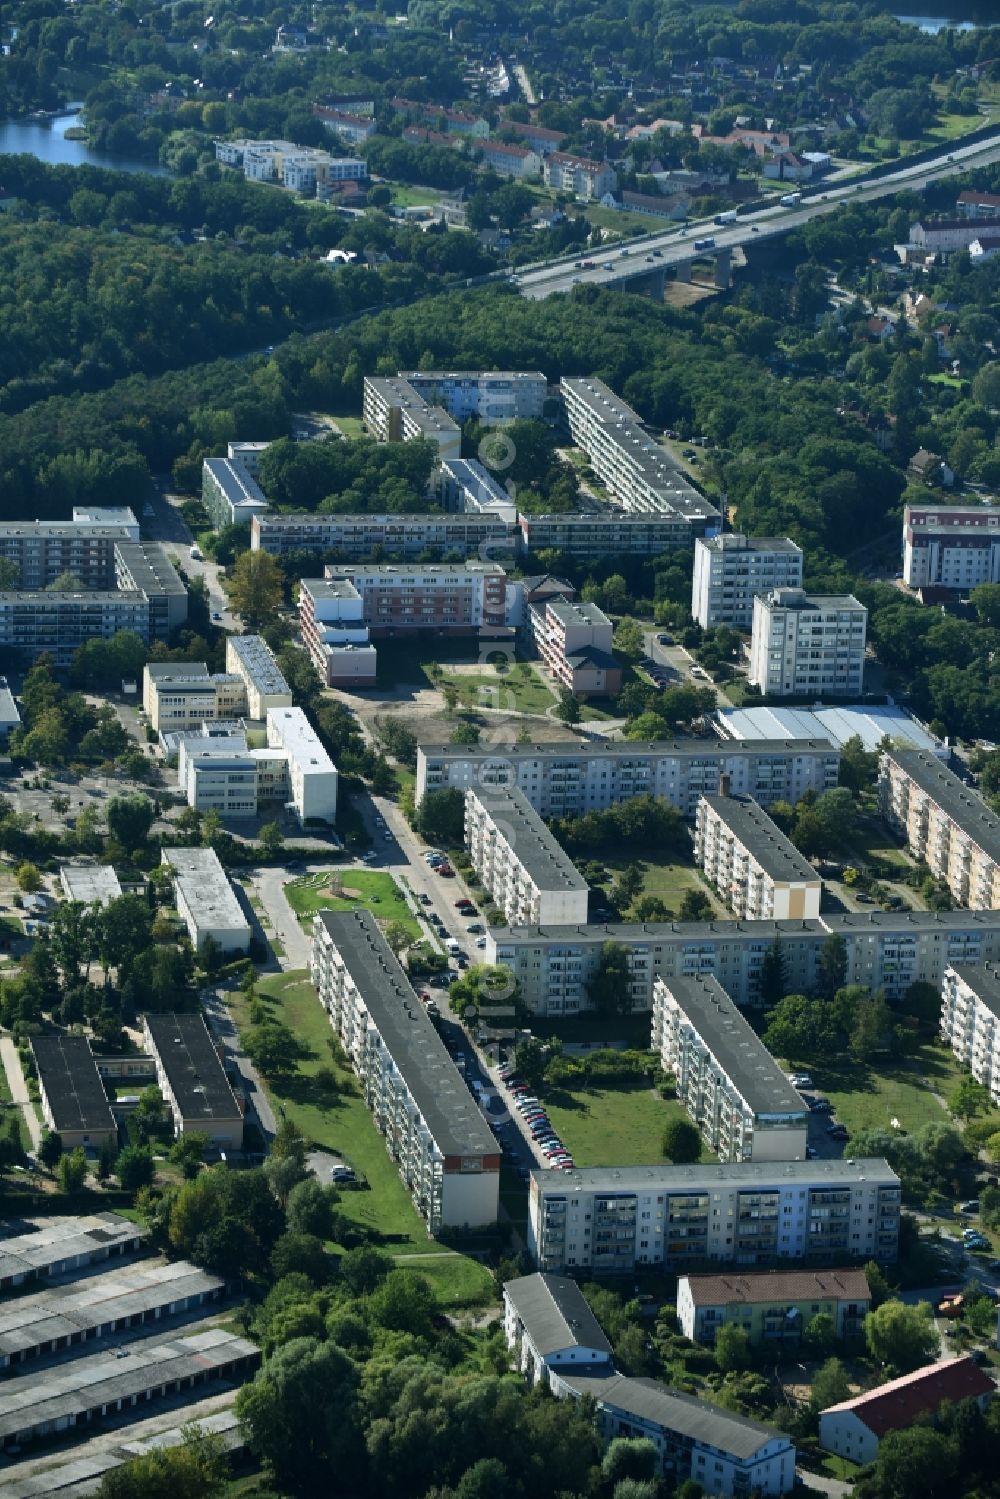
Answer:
201;986;277;1141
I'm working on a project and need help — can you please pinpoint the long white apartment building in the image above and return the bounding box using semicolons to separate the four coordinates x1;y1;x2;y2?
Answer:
527;1158;901;1276
879;747;1000;908
265;705;338;824
695;789;821;921
251;508;511;559
310;909;499;1232
297;577;378;686
201;457;270;530
362;376;461;458
316;561;512;636
651;975;809;1162
487;909;1000;1016
142;663;247;733
401;369;547;424
692;534;804;630
940;964;1000;1104
437;457;518;523
903;503;1000;590
749;589;867;699
225;634;292;719
160;847;250;955
518;510;692;559
560;377;720;537
416;737;840;818
465;784;591;927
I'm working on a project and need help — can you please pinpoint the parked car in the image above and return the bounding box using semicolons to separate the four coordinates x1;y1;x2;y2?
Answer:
475;937;487;948
960;1199;981;1214
467;923;485;934
827;1123;849;1140
419;893;432;905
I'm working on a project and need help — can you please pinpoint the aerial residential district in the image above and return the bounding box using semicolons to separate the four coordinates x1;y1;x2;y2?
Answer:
9;4;1000;1499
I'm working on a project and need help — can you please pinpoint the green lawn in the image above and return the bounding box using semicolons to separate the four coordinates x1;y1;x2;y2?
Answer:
331;414;366;440
285;869;422;941
542;1082;715;1167
801;1042;965;1137
399;1254;497;1310
389;184;443;208
440;663;556;716
597;852;727;918
375;638;481;689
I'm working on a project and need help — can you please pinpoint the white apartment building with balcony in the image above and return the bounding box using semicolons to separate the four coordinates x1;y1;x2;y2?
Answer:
749;590;867;699
560;377;720;537
362;376;461;458
940;964;1000;1103
252;509;511;559
416;737;841;818
903;504;1000;590
692;534;804;630
310;909;499;1232
879;748;1000;908
527;1158;901;1276
486;910;1000;1016
651;975;809;1162
465;784;590;927
401;370;547;424
695;790;821;921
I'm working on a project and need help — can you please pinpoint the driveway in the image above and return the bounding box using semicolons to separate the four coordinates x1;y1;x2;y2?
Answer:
142;484;234;628
201;987;277;1140
0;1037;41;1151
253;866;311;969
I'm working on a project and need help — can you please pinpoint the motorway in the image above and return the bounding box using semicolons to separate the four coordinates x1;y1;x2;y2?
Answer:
516;128;1000;300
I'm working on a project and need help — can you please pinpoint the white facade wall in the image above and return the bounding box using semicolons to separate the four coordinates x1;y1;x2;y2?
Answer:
694;796;821;922
749;590;867;698
266;707;338;824
465;786;590;927
903;504;1000;589
692;535;804;630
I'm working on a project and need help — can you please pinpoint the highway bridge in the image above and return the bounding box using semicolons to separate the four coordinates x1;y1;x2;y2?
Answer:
514;129;1000;300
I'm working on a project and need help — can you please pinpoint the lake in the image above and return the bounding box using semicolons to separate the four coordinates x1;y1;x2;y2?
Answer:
0;111;168;176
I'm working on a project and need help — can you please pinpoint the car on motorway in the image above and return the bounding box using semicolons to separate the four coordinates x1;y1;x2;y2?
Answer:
602;261;613;270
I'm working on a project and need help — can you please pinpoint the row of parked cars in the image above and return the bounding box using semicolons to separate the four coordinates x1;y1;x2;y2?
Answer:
499;1064;575;1171
787;1071;849;1148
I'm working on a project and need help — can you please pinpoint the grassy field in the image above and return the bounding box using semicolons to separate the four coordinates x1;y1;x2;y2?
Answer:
330;414;366;439
793;1042;965;1137
543;1082;715;1167
390;184;443;207
374;638;482;690
285;869;422;940
439;663;556;716
598;851;727;918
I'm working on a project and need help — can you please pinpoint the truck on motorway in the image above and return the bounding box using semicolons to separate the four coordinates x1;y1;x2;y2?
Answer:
780;192;802;206
713;210;737;225
693;236;715;251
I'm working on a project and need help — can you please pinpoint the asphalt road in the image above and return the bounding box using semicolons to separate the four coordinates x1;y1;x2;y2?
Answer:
140;485;236;630
201;985;278;1140
517;129;1000;299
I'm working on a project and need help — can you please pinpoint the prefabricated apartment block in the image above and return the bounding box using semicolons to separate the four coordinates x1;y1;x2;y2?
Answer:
940;963;1000;1103
651;975;809;1162
691;533;804;631
880;747;1000;908
362;375;461;458
415;737;841;818
310;909;500;1233
465;784;590;927
527;1158;901;1276
902;503;1000;590
749;590;867;699
676;1267;871;1348
694;791;822;921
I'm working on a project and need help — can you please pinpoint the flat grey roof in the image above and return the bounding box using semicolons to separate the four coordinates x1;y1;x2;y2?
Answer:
227;634;290;697
0;591;146;604
0;686;20;727
656;975;807;1117
531;1156;899;1195
143;1013;241;1124
468;785;589;892
886;747;1000;864
315;910;496;1157
60;862;123;906
145;662;209;682
419;736;839;763
950;963;1000;1021
403;369;547;383
546;598;610;628
491;908;1000;946
760;589;864;613
559;1371;785;1462
256;511;505;531
0;1260;224;1360
0;1327;256;1442
698;532;802;555
504;1273;613;1358
161;848;249;935
699;793;819;884
333;561;504;578
30;1036;116;1137
0;1215;143;1284
0;523;132;540
302;577;362;601
115;542;187;598
522;512;691;528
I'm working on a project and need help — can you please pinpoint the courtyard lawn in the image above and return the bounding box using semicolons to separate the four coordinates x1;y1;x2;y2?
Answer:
285;869;422;941
542;1082;715;1167
800;1042;965;1137
440;664;556;716
598;852;727;918
389;184;443;207
330;414;366;439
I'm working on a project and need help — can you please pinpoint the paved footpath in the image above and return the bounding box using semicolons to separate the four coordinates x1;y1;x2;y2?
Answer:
0;1035;41;1151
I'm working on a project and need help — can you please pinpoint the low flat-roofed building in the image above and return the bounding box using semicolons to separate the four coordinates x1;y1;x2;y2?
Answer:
695;791;821;921
265;705;338;823
0;1215;143;1293
0;1260;226;1369
142;1013;243;1149
819;1356;994;1467
0;1327;259;1451
715;703;944;759
556;1370;795;1495
142;660;209;716
59;863;123;907
160;848;250;954
677;1267;871;1347
311;909;499;1232
142;663;247;733
225;634;292;720
502;1272;613;1390
30;1036;117;1153
465;784;590;926
651;975;809;1162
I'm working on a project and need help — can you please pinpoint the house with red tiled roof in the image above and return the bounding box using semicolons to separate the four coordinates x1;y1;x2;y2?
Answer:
819;1356;994;1466
958;189;1000;220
